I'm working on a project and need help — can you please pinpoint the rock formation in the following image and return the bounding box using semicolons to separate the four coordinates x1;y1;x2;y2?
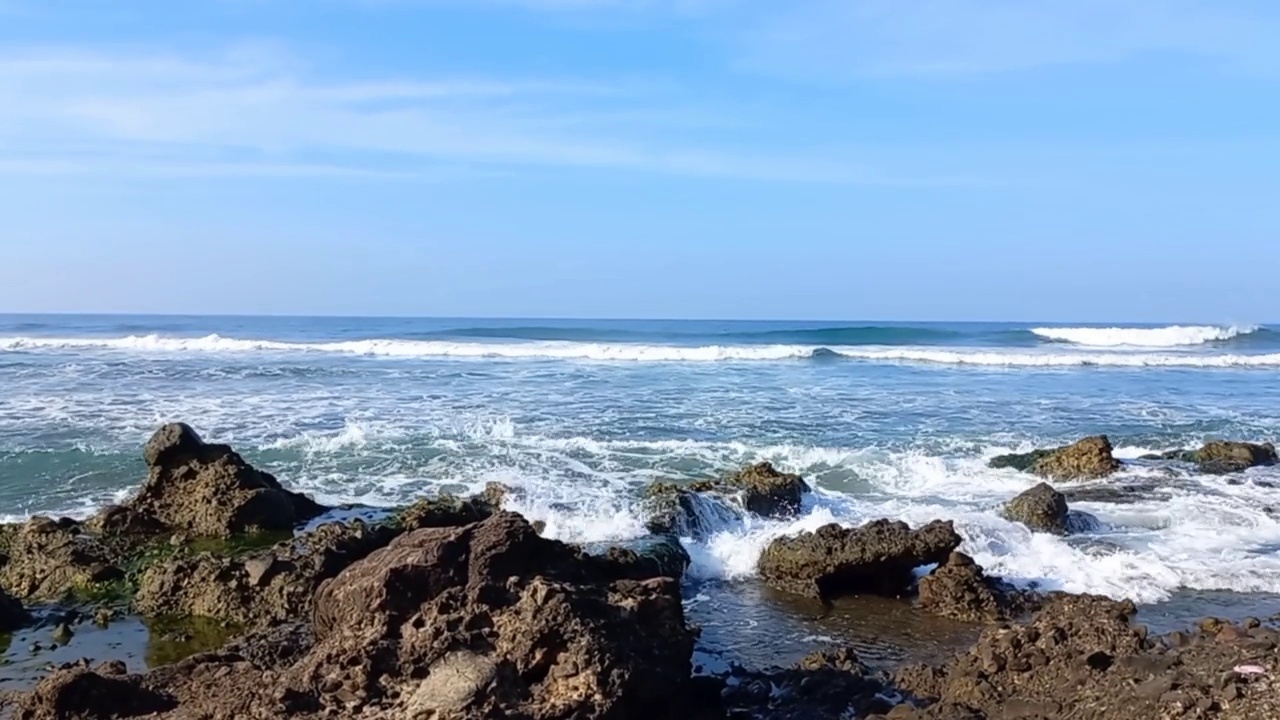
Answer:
989;436;1120;481
758;519;961;599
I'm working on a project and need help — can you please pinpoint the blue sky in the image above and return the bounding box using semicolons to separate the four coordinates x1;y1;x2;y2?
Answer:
1;0;1278;321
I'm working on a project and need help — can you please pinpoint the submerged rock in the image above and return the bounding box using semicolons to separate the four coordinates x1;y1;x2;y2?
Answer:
989;436;1120;481
717;647;894;720
0;517;123;602
94;422;326;539
758;519;961;599
643;461;810;534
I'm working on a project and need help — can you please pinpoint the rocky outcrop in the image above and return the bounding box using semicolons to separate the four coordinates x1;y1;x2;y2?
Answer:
917;552;1030;623
643;461;810;534
16;512;698;719
758;519;961;599
136;494;500;626
95;422;326;539
990;436;1121;481
0;517;122;602
725;462;811;517
1192;440;1277;474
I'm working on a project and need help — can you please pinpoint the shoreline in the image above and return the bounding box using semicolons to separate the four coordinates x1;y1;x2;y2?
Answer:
0;426;1276;717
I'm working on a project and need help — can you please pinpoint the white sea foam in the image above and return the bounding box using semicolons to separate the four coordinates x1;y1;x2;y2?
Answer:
4;333;1280;367
1031;325;1257;347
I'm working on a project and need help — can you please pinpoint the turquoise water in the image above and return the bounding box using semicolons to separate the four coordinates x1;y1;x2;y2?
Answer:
1;315;1278;618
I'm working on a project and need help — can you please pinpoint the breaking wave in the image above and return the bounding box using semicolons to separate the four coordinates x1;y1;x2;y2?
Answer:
1031;325;1258;348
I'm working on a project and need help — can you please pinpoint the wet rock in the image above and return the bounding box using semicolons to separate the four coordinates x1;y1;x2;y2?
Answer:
641;481;738;536
135;519;398;627
96;422;327;539
1191;440;1278;474
990;436;1120;481
1003;482;1071;534
718;647;893;720
724;461;811;517
51;623;74;645
0;517;123;602
758;519;961;599
917;552;1027;623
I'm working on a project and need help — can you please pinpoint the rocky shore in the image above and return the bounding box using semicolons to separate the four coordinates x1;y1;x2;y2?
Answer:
0;426;1276;718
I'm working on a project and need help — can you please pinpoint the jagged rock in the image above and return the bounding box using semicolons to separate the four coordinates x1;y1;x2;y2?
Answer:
642;462;809;534
136;493;502;627
46;512;697;718
95;422;326;539
758;519;961;599
135;519;397;626
1192;440;1277;474
917;552;1029;623
641;481;737;536
990;436;1120;481
725;461;811;517
0;517;122;602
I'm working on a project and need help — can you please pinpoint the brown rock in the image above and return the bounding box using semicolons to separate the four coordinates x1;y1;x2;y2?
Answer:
1029;436;1121;481
1003;482;1071;534
96;422;327;539
1192;440;1278;474
758;519;961;598
918;552;1023;623
0;517;122;602
724;461;811;518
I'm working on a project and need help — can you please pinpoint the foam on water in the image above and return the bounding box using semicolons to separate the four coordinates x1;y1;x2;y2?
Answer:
1031;325;1257;347
6;333;1280;367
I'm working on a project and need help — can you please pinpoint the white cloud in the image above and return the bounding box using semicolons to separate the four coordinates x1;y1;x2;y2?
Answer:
0;44;931;183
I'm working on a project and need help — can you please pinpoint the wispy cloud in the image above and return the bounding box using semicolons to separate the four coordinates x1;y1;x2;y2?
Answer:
0;43;936;183
732;0;1280;79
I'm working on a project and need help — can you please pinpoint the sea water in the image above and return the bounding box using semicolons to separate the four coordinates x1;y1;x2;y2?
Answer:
1;315;1278;666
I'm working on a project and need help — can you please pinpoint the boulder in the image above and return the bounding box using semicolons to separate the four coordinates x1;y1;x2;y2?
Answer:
990;436;1120;481
0;517;123;602
1003;482;1069;534
725;461;810;517
98;422;327;539
758;519;961;599
717;648;894;720
917;552;1028;623
1191;440;1277;474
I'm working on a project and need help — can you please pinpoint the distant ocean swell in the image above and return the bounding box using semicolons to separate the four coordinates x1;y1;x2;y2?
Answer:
0;325;1277;367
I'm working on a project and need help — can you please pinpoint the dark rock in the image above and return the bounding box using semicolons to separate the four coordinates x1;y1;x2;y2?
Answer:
641;481;738;537
917;552;1026;622
0;585;29;631
1003;482;1070;534
94;422;327;539
758;519;961;598
990;436;1120;481
724;462;810;517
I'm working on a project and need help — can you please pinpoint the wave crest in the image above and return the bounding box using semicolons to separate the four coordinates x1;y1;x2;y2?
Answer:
1031;325;1257;348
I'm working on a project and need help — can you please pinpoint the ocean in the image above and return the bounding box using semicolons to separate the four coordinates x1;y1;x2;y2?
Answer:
2;315;1279;668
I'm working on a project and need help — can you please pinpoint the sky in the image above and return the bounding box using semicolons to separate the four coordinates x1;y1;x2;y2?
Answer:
0;0;1278;322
